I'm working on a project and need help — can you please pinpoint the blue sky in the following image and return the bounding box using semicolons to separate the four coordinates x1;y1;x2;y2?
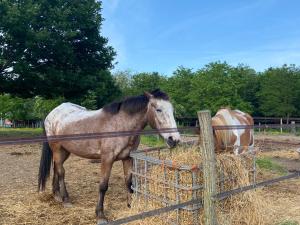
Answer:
102;0;300;75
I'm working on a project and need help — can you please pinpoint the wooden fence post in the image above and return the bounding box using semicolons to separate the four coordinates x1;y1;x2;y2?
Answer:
197;110;218;225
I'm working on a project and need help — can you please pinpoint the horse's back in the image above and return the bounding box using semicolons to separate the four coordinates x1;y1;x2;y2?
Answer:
44;102;106;158
213;108;253;154
212;109;238;151
45;103;91;135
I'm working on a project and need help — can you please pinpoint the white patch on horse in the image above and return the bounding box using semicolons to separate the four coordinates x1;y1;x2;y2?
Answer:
155;100;180;141
45;103;102;135
234;109;246;115
219;109;243;155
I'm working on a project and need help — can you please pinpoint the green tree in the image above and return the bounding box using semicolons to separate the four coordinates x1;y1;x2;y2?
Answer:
91;70;121;107
0;94;13;119
33;96;64;119
80;90;97;110
6;97;35;120
230;64;260;115
189;62;253;115
113;70;134;97
0;94;64;120
0;0;117;102
164;67;195;117
129;72;167;96
257;65;300;118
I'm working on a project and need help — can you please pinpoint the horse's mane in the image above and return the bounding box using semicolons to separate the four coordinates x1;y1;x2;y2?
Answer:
103;89;169;115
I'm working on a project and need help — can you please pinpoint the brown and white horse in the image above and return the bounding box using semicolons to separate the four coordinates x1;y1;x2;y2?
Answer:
212;108;254;154
38;89;180;224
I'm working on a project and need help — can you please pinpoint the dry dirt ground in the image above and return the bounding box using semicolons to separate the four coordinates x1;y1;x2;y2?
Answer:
0;134;300;225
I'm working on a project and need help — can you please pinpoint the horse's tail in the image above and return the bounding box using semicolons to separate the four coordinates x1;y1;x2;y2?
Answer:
38;125;52;192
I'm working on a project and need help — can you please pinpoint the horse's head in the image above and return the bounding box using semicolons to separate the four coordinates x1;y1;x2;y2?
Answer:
145;90;180;148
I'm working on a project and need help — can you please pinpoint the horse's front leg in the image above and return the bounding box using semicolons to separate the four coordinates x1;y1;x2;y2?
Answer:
122;157;133;207
96;158;113;224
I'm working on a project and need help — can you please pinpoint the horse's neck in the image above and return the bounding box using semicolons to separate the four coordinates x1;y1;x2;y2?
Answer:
129;112;148;131
114;111;148;131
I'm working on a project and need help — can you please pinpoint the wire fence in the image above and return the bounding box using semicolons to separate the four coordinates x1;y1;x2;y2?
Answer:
176;116;300;124
0;117;299;129
1;123;300;146
104;171;300;225
0;119;43;128
0;127;196;146
1;122;300;225
108;124;300;225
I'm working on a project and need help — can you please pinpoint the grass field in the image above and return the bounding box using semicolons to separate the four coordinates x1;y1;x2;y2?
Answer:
140;135;165;147
277;221;299;225
0;128;166;147
0;127;43;138
255;129;300;136
256;157;288;175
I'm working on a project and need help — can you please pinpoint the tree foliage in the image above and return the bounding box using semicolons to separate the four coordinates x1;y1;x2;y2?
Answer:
164;67;194;117
113;70;134;97
1;2;300;121
0;94;64;120
33;96;64;119
258;65;300;117
114;71;167;97
114;63;300;118
0;94;13;119
2;63;300;121
0;0;118;102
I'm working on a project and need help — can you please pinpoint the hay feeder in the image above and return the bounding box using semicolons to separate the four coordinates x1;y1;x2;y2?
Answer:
130;143;258;225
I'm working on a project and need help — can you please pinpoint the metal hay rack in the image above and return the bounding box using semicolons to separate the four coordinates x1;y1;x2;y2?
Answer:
130;141;256;225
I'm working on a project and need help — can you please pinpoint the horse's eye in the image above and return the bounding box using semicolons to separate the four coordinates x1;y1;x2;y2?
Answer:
156;109;162;113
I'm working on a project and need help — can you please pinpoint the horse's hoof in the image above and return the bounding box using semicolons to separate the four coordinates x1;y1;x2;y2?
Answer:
63;202;73;208
127;203;131;208
54;194;63;203
97;218;108;225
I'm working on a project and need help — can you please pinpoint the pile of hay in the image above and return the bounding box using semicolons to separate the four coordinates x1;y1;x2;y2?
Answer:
122;145;270;225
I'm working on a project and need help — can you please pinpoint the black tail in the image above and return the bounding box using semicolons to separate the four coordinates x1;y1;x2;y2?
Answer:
38;126;52;192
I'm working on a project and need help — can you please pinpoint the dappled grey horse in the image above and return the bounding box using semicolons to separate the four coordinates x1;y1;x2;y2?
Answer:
38;89;180;223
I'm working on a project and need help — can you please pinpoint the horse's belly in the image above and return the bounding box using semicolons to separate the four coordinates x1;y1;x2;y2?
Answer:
61;140;101;159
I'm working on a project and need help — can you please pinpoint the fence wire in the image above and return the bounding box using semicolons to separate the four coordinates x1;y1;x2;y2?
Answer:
0;127;197;146
103;171;300;225
1;123;300;225
1;123;300;146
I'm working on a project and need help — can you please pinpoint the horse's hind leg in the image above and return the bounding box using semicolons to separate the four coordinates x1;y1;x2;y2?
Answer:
96;157;114;224
122;157;133;208
52;162;60;202
52;147;71;206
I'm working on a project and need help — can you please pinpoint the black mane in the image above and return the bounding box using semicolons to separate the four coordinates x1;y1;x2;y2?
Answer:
103;89;169;115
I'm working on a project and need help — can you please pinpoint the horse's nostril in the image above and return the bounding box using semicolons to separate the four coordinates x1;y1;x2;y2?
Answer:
167;136;178;149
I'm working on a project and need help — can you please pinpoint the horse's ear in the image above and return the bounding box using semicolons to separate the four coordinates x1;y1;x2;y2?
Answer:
144;91;153;99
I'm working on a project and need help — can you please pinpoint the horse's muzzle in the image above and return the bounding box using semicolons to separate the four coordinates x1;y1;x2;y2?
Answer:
167;136;179;149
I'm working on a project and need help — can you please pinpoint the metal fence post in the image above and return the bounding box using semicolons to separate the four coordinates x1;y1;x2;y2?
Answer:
197;110;218;225
280;118;283;133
